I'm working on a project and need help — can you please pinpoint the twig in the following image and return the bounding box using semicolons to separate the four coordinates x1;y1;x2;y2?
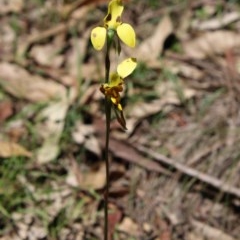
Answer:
135;145;240;198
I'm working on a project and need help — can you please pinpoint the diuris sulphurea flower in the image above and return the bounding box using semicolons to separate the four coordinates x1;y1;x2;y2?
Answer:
100;57;137;128
91;0;136;51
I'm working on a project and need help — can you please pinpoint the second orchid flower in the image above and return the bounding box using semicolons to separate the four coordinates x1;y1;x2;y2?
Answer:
99;57;137;129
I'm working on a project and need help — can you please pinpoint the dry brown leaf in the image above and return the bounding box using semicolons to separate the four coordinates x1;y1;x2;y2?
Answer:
65;30;91;78
72;122;95;144
26;226;47;240
0;100;13;123
79;84;102;106
126;99;175;133
0;62;67;102
0;0;23;14
0;23;15;58
66;160;106;190
72;121;101;156
134;15;173;63
36;100;69;163
30;44;64;68
183;31;240;59
81;63;103;81
192;12;240;31
108;205;122;239
165;52;205;79
0;61;72;164
117;217;140;237
0;141;32;158
126;81;195;132
59;0;108;19
177;63;204;80
187;232;204;240
80;163;106;190
123;15;173;67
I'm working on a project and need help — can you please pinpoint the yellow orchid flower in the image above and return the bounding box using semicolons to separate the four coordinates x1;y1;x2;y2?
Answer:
100;58;137;111
91;0;136;51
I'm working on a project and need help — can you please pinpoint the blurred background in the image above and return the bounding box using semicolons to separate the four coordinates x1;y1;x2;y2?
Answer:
0;0;240;239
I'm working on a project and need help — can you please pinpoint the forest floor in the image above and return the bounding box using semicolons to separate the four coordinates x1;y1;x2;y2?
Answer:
0;0;240;239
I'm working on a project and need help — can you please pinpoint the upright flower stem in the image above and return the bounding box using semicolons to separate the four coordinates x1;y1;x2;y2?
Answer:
104;98;111;240
104;35;112;240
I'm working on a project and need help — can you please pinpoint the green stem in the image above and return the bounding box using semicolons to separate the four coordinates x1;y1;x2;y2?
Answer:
104;33;112;240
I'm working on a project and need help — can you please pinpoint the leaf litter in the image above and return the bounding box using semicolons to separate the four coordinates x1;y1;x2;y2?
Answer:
0;0;240;239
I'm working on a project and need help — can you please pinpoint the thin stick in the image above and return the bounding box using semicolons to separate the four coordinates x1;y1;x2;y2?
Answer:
136;145;240;198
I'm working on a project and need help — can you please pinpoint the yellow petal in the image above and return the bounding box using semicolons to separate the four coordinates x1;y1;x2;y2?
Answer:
91;27;107;50
117;58;137;78
109;73;122;86
117;103;122;111
104;0;124;29
111;97;117;105
117;23;136;47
